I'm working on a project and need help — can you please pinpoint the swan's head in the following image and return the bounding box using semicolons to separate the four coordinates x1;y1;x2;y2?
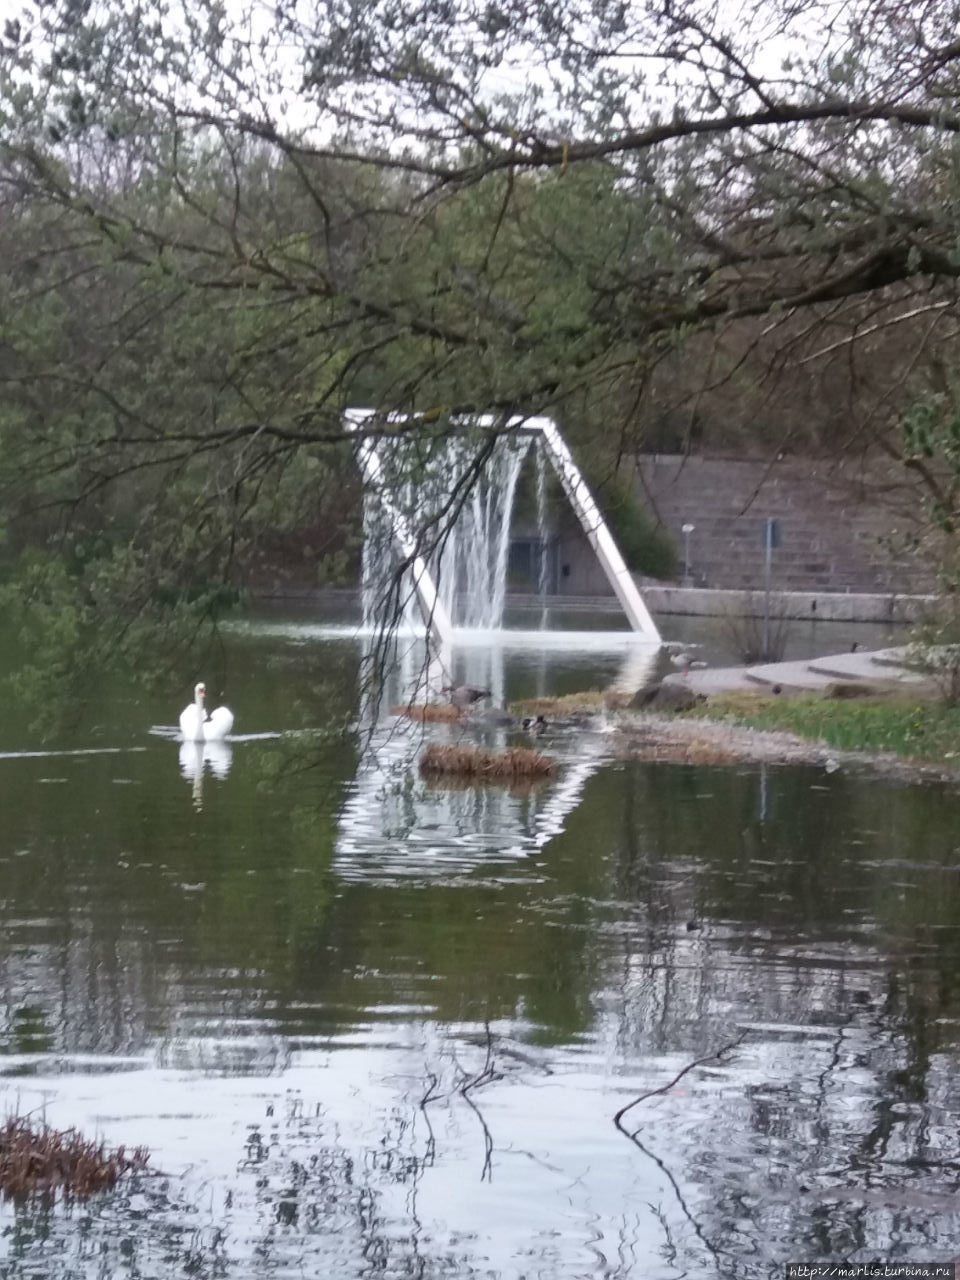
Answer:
195;682;206;702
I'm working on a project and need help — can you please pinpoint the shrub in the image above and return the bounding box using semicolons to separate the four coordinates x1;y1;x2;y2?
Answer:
908;593;960;704
717;591;794;664
594;474;677;580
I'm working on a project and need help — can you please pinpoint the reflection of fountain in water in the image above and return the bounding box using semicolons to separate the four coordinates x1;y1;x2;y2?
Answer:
358;627;451;722
338;637;659;881
179;740;233;810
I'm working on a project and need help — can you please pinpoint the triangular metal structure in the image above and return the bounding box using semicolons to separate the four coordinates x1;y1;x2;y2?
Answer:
347;410;661;645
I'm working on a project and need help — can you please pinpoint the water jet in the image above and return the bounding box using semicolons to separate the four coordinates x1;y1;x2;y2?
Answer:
347;411;661;646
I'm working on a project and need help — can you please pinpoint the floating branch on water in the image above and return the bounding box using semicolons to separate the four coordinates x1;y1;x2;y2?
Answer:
391;703;462;723
419;743;555;780
613;1030;751;1136
0;1116;149;1198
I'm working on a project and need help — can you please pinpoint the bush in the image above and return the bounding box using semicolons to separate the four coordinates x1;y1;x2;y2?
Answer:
595;474;678;580
717;591;794;664
908;593;960;704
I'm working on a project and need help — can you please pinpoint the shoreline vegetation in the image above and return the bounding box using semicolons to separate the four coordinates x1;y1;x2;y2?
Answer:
681;691;960;764
510;687;960;782
0;1116;149;1198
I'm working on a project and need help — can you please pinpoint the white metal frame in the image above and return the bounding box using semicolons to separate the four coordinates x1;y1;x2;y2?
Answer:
346;409;661;645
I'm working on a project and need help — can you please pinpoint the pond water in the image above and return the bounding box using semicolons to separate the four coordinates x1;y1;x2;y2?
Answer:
0;607;957;1278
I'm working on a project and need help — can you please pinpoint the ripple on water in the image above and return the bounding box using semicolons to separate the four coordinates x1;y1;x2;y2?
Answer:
0;1053;151;1077
0;623;958;1276
335;721;614;882
154;1035;292;1076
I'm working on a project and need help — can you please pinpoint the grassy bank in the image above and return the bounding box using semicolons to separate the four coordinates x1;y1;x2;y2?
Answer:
684;692;960;762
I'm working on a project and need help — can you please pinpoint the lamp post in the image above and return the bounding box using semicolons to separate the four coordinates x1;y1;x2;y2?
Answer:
762;517;780;659
681;523;695;587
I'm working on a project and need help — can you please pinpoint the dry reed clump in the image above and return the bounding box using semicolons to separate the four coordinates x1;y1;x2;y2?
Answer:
0;1116;149;1198
617;736;738;766
682;738;738;766
419;743;555;781
391;703;462;723
510;690;630;716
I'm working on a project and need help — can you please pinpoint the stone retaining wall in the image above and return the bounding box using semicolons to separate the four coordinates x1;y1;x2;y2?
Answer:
636;454;934;595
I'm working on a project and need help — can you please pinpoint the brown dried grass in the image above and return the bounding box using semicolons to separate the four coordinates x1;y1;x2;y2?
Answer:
0;1116;149;1198
510;690;631;716
419;743;555;780
391;703;462;723
617;736;738;766
683;738;738;765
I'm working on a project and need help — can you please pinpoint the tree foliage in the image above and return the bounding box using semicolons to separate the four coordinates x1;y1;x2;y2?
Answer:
2;0;960;697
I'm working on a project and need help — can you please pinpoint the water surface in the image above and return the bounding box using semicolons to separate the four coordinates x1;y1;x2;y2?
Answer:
0;615;956;1277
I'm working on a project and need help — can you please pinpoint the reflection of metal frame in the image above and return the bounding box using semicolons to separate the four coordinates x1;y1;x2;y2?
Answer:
345;410;661;645
336;723;613;869
337;639;660;875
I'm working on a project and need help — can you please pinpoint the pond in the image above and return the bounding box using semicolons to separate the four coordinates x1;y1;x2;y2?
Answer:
0;605;957;1278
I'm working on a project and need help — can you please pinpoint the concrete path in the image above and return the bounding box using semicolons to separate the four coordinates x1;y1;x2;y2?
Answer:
666;646;931;697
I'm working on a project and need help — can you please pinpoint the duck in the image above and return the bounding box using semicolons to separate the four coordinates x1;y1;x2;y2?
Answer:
179;682;234;741
670;651;708;673
442;685;492;709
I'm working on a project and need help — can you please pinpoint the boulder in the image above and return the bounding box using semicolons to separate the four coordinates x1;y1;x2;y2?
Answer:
823;680;874;699
630;681;705;713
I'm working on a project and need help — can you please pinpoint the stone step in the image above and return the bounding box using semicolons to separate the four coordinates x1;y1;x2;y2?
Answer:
743;666;838;690
677;646;927;697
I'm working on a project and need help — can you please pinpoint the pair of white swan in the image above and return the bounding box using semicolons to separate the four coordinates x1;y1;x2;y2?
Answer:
179;682;234;741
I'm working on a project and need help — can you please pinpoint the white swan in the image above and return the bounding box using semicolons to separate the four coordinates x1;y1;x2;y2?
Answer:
179;682;234;741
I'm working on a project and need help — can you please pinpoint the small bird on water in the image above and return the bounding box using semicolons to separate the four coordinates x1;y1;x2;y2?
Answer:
442;685;492;709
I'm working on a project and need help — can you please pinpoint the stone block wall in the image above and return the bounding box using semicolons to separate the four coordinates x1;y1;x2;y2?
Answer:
634;454;936;595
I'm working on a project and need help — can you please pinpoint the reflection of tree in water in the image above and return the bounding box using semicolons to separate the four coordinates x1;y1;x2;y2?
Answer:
0;1172;229;1279
0;1085;494;1279
605;1012;960;1275
7;720;960;1273
0;732;347;1062
600;760;960;1274
236;1089;499;1279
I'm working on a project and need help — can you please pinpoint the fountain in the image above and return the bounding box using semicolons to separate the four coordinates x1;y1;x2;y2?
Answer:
342;412;664;876
436;433;531;629
349;411;661;645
